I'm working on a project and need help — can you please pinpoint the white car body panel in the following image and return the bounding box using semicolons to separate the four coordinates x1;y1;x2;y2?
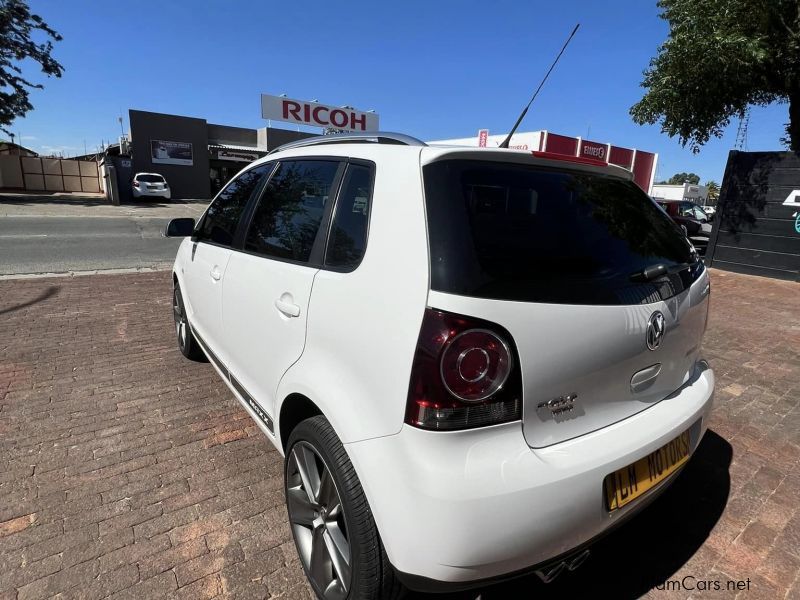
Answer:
171;139;716;590
346;364;713;582
223;251;318;420
180;241;230;354
275;145;430;446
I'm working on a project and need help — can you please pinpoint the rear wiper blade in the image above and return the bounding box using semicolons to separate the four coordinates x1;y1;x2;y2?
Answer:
630;262;692;282
630;263;668;282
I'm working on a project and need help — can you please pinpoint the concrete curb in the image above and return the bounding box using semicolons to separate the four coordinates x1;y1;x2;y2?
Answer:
0;264;173;280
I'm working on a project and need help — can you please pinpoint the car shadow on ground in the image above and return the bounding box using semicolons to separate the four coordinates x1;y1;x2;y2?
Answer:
408;430;732;600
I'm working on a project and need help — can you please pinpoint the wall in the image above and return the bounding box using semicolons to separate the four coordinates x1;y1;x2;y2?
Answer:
257;127;318;150
207;124;258;147
0;155;24;188
0;156;100;192
706;151;800;281
129;109;210;199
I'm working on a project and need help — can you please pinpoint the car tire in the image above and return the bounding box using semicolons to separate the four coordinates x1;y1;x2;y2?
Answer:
285;416;405;600
172;284;206;361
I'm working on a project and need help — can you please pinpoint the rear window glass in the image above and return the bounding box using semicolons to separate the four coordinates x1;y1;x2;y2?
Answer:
423;160;697;305
137;174;164;182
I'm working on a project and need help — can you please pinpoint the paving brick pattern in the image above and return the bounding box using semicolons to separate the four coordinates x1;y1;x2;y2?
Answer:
0;269;798;599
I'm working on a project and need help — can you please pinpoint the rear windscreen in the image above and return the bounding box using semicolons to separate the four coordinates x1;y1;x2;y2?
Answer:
423;160;698;305
137;175;164;182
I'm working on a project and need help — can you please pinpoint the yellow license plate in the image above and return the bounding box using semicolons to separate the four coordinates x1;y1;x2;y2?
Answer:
604;430;690;511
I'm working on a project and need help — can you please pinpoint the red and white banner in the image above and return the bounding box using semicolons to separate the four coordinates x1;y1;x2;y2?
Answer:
261;94;379;132
478;129;489;147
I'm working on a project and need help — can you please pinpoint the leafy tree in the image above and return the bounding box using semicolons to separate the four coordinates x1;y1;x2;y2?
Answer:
704;180;720;200
0;0;64;136
667;172;701;185
630;0;800;152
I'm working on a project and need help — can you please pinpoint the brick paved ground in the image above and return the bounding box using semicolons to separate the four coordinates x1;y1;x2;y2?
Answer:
0;269;798;599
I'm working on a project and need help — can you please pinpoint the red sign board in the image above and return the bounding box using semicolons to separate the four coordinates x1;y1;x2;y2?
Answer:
580;140;608;161
608;145;634;169
478;129;489;148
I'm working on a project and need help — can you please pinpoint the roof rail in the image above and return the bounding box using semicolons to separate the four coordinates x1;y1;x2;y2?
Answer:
268;132;427;154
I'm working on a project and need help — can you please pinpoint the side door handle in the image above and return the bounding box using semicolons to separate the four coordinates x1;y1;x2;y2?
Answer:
210;266;221;281
275;299;301;318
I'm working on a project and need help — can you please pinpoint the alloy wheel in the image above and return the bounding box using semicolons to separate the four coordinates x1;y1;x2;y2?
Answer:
286;441;352;599
173;290;187;350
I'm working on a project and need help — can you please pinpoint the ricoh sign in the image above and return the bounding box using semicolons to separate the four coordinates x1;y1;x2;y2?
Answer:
261;94;379;132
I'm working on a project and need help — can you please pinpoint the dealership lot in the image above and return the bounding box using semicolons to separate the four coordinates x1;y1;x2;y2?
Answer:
0;269;798;599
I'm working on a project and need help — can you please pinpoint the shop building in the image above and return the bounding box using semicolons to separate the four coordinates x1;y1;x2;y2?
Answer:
428;130;659;194
125;109;316;200
651;182;710;205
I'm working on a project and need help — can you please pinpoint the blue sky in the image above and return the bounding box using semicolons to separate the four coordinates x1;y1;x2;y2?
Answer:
12;0;791;184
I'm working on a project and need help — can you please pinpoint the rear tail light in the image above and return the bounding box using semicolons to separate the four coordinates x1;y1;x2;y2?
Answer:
405;308;522;431
133;181;140;188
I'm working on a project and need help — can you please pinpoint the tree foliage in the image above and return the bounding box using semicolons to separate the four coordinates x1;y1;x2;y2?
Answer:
630;0;800;152
667;172;701;185
0;0;63;135
704;180;720;200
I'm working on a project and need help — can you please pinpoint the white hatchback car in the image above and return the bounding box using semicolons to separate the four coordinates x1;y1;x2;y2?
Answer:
166;133;714;598
132;172;171;200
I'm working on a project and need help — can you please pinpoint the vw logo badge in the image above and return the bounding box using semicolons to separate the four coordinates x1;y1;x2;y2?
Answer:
646;311;666;351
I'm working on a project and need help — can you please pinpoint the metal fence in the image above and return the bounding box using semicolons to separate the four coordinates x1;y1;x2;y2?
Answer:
0;155;101;193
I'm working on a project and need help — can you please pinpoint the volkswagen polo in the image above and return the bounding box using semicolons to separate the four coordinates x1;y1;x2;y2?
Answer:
166;133;714;599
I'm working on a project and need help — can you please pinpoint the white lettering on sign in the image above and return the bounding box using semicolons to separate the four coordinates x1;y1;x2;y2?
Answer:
581;143;606;159
218;149;259;163
261;94;379;131
783;190;800;206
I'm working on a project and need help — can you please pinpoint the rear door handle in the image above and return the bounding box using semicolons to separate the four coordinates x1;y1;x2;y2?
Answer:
210;267;221;281
275;299;301;318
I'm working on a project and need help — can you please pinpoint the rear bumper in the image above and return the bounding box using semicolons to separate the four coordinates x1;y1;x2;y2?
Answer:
133;189;170;199
345;362;714;588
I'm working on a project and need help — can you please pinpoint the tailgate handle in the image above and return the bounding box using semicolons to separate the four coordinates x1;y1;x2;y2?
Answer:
631;363;662;393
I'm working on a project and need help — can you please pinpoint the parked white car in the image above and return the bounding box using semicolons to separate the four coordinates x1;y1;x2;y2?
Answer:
166;133;714;598
132;172;170;200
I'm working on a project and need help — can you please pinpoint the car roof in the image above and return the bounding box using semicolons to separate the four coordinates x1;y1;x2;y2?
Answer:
134;172;164;177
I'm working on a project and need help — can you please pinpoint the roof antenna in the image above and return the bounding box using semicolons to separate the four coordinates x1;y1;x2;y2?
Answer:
498;23;580;149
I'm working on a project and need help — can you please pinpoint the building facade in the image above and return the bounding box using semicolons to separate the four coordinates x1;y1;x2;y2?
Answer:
428;130;659;194
127;109;316;199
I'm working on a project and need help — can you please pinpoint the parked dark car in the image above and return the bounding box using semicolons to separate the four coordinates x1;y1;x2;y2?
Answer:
654;199;712;253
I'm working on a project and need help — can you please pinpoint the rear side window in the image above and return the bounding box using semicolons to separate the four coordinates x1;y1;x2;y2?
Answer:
423;160;696;305
325;164;373;270
245;160;341;263
196;165;270;247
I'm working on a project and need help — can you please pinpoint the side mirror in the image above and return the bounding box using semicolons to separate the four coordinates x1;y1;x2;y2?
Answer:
165;217;195;237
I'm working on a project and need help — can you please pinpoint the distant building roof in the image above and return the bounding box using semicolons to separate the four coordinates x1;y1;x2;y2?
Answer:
0;141;38;157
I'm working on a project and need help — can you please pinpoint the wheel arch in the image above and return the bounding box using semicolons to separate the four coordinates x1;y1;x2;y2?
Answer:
279;392;323;453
